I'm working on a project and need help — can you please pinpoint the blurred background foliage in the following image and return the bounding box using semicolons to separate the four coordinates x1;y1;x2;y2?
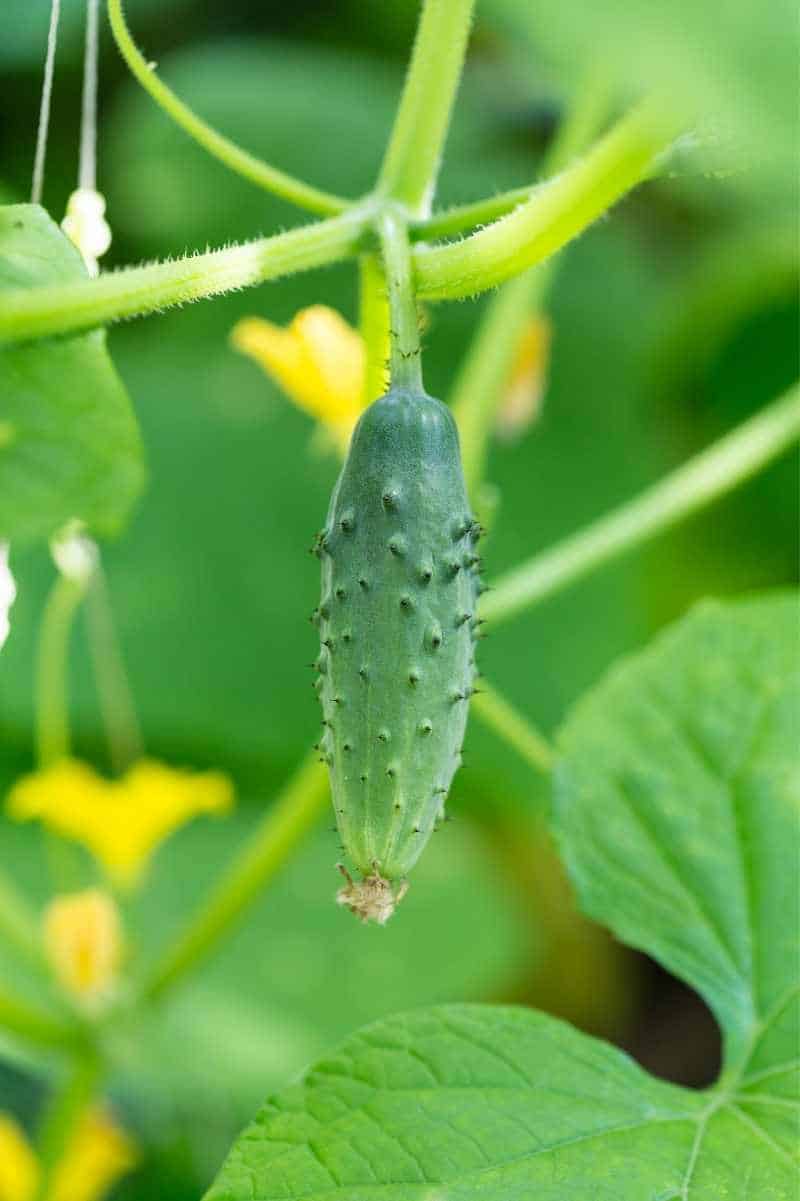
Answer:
0;0;796;1196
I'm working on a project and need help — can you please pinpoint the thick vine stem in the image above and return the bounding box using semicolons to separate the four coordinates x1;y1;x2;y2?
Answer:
0;208;370;345
482;384;800;627
1;101;678;347
415;99;683;301
107;0;347;215
378;210;423;391
378;0;475;216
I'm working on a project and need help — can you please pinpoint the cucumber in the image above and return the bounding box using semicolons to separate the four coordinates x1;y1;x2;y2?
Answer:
314;386;481;922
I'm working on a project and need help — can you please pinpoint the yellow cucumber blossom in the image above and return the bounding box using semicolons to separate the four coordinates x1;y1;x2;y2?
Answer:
0;1108;137;1201
230;305;367;452
7;759;233;888
43;889;122;1011
61;189;112;278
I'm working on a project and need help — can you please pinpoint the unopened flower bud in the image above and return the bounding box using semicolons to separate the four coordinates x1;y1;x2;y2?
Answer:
61;188;112;277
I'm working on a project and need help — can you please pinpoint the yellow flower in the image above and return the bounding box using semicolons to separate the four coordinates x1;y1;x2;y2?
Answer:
0;1108;137;1201
7;759;233;888
49;1108;138;1201
43;890;122;1011
0;1114;38;1201
231;306;367;452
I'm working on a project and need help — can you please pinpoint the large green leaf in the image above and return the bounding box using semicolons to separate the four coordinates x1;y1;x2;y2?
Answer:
555;592;799;1072
207;593;798;1199
0;204;144;542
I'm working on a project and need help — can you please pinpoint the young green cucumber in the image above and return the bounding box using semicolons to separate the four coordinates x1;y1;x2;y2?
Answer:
313;385;481;923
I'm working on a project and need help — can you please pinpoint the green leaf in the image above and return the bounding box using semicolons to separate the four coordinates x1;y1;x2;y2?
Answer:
555;592;799;1072
0;204;144;542
206;1004;704;1201
207;594;798;1199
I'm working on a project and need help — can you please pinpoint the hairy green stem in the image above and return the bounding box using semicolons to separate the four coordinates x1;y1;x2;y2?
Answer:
415;99;682;301
2;95;675;349
143;753;328;1004
472;681;554;774
0;209;369;345
358;253;390;406
378;210;423;390
378;0;475;215
36;573;88;767
483;384;800;627
107;0;346;215
0;102;674;347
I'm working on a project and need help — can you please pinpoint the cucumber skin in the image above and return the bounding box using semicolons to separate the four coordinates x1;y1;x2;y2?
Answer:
316;387;479;884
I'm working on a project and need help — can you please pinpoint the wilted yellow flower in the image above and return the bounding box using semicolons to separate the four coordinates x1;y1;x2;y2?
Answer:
49;1108;138;1201
7;759;233;887
231;306;366;451
43;890;122;1010
0;1114;38;1201
495;315;551;441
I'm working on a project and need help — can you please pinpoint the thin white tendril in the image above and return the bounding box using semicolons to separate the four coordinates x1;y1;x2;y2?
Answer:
79;0;101;190
31;0;62;205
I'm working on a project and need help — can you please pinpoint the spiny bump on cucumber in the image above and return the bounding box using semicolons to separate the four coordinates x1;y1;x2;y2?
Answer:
314;386;480;923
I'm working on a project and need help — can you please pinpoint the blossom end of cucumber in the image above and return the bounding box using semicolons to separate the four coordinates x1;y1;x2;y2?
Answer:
336;863;409;925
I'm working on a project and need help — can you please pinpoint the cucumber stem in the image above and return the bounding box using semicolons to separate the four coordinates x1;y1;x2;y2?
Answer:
358;253;390;406
378;210;423;391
